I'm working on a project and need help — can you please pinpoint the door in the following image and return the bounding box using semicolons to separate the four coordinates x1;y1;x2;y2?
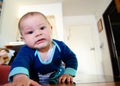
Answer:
67;25;97;74
103;0;120;80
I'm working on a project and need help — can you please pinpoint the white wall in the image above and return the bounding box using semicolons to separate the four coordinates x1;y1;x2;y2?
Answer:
0;0;19;47
95;0;112;21
0;0;63;47
98;18;113;76
96;0;113;76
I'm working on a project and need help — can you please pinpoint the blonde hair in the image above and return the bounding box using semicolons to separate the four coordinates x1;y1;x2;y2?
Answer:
18;12;50;34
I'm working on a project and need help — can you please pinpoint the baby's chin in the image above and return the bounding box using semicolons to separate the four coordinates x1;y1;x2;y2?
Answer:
34;44;49;50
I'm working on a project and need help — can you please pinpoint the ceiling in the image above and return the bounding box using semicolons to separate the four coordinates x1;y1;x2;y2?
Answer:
62;0;112;16
29;0;111;16
4;0;112;16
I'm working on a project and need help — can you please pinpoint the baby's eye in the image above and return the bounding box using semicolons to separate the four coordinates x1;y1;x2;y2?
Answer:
27;31;33;34
40;26;46;30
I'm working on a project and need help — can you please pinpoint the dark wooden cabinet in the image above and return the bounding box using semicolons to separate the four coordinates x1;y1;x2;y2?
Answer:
103;0;120;81
114;0;120;13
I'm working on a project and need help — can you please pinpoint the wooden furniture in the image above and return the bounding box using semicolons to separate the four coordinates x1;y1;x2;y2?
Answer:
115;0;120;13
0;65;11;85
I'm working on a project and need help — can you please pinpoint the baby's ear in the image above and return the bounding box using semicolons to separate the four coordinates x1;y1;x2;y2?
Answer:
20;36;24;41
51;26;53;29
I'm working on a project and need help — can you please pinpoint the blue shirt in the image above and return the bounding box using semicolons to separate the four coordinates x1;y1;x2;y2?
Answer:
8;39;78;83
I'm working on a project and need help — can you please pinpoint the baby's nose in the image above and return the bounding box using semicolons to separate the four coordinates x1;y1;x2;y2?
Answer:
35;30;42;37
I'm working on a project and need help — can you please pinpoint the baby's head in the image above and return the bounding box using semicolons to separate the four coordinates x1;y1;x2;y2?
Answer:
18;12;51;34
18;12;53;50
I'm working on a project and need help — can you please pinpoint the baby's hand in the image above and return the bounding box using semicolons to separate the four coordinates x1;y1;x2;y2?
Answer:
3;80;41;86
58;74;73;83
11;74;40;86
13;74;30;86
29;79;41;86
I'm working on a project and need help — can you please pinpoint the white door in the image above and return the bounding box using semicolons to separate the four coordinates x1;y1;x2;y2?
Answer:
67;25;97;74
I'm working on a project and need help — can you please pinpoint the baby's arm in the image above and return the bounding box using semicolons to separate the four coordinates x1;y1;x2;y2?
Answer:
10;74;40;86
59;41;78;83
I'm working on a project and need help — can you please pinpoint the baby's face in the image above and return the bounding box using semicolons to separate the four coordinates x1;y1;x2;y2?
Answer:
20;14;52;50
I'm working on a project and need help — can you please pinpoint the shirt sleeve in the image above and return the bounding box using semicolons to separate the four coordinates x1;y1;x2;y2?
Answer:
8;67;29;82
58;41;78;77
8;45;35;81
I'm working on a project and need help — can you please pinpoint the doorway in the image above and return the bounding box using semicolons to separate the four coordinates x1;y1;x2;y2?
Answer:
67;25;97;74
64;16;103;76
103;0;120;81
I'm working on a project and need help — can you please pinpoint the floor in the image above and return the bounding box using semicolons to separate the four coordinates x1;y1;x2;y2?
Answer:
48;74;119;86
73;74;114;83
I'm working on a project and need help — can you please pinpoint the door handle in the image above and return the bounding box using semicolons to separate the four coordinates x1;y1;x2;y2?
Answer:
90;48;95;50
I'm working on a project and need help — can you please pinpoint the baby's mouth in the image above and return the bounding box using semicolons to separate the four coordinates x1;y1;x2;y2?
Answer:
35;38;46;44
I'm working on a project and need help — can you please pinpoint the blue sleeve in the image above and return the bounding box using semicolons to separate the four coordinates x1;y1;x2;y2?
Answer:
54;40;78;77
8;45;35;81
